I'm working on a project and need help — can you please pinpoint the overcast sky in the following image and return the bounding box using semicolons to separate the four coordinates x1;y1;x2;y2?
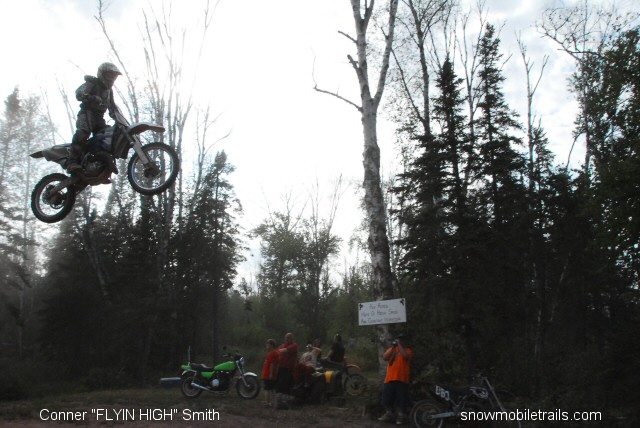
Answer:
1;0;604;279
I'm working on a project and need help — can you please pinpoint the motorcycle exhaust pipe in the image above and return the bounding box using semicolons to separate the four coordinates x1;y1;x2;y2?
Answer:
190;382;211;392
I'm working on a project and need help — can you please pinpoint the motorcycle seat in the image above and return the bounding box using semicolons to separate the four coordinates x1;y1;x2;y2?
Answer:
450;386;473;395
189;363;213;371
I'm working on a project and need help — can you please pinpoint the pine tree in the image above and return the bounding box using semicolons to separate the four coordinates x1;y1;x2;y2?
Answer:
175;151;243;357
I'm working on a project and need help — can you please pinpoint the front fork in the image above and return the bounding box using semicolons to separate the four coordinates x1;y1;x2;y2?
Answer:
130;135;160;177
237;368;249;387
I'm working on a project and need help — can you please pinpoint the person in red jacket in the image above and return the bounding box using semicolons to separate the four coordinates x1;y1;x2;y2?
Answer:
276;332;298;404
262;339;279;407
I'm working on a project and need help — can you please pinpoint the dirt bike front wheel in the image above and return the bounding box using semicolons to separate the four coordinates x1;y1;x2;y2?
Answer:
127;142;180;195
410;399;445;428
31;173;76;223
236;375;260;399
344;373;368;396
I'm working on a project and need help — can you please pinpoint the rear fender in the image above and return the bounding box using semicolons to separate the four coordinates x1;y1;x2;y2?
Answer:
37;145;71;164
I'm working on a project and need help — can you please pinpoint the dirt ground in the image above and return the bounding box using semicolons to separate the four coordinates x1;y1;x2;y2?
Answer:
0;387;393;428
0;407;389;428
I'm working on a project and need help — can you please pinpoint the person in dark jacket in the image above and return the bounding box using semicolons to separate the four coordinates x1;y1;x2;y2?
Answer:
67;62;122;173
321;333;345;370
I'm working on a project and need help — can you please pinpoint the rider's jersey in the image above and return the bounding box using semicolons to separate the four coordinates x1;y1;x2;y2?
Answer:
76;75;118;117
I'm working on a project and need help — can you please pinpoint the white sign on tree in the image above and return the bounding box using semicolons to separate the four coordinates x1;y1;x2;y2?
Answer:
358;298;406;326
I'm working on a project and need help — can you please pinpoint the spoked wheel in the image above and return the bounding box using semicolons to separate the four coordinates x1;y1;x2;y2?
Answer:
410;399;445;428
344;373;368;396
31;173;76;223
127;142;180;195
492;390;522;428
181;376;203;399
236;375;260;399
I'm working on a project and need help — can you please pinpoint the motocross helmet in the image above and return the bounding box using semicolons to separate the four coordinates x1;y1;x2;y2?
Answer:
97;62;122;88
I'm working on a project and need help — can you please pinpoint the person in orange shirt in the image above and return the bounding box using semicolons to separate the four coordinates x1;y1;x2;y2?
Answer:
378;333;413;425
262;339;279;407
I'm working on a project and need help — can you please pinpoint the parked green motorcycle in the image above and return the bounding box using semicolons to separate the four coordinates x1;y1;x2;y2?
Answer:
180;347;260;399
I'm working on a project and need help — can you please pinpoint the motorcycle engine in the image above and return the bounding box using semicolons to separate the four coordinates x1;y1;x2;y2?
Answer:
210;372;231;391
470;386;489;399
83;160;106;177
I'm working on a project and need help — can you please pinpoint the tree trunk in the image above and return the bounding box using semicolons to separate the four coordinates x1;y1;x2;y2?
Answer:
316;0;398;379
362;107;395;379
351;0;399;380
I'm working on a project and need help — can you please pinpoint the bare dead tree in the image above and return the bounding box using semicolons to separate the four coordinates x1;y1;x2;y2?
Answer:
391;0;453;139
304;176;345;336
186;105;231;228
94;0;218;377
537;0;639;170
517;33;549;392
516;33;549;189
315;0;399;379
456;0;488;192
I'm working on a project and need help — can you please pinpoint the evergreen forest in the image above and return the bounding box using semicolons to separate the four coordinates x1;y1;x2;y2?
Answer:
0;0;638;425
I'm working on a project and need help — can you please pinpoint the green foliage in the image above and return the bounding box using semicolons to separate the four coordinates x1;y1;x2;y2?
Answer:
1;10;638;424
391;16;640;419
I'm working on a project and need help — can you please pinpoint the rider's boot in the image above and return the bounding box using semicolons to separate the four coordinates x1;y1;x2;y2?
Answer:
66;144;83;174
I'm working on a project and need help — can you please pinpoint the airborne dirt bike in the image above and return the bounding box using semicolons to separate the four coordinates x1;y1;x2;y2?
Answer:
410;375;521;428
30;110;180;223
180;347;260;400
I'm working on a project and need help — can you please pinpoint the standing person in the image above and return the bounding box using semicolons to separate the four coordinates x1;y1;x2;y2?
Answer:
67;62;122;173
262;339;279;407
276;332;298;405
378;334;413;425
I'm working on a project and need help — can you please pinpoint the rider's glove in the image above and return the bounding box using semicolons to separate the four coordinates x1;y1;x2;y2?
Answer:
90;95;105;108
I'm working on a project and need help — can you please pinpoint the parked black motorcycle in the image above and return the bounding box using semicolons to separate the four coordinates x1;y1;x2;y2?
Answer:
410;375;521;427
30;110;179;223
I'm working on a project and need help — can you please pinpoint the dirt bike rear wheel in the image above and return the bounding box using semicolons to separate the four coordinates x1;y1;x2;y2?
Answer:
127;142;180;195
236;375;260;399
410;399;445;428
181;375;203;398
31;173;76;223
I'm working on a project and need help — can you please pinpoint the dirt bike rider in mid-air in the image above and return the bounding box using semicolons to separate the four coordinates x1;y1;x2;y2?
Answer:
67;62;122;173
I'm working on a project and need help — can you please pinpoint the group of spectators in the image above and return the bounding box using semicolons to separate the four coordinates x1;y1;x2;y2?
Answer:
260;331;413;425
261;332;345;408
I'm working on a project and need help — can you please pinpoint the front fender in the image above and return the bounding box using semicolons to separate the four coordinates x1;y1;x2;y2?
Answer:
127;122;165;135
237;372;258;379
